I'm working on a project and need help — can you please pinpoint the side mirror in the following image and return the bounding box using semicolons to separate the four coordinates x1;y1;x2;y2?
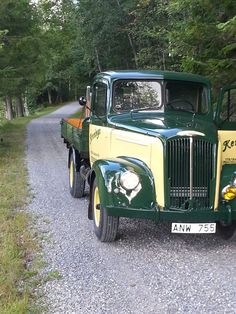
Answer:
79;96;87;106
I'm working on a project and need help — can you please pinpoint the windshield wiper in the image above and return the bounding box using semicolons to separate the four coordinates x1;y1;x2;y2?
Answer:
167;106;195;114
131;106;160;113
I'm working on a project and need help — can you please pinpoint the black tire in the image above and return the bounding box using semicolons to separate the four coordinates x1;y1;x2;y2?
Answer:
91;179;119;242
69;153;85;198
217;222;236;240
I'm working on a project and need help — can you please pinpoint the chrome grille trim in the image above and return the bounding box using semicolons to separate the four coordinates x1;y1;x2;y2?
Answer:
167;138;214;210
189;137;193;200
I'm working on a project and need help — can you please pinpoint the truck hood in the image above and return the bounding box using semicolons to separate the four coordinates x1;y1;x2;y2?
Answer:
109;112;217;141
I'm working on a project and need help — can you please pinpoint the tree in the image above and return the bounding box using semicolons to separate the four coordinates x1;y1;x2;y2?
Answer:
127;0;172;70
76;0;137;75
167;0;236;91
37;0;80;103
0;0;43;118
1;0;236;118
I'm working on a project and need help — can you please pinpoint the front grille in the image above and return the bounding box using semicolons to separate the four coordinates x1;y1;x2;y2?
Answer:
167;138;215;210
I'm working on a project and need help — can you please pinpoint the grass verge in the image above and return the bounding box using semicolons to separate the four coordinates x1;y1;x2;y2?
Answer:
68;106;84;119
0;104;62;313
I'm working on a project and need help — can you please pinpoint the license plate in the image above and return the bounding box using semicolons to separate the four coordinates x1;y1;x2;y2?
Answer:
171;223;216;234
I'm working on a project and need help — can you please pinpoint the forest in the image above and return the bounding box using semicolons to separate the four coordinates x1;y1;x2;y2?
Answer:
0;0;236;120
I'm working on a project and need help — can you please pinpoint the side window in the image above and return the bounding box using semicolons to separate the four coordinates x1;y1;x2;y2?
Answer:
220;88;236;122
93;82;107;116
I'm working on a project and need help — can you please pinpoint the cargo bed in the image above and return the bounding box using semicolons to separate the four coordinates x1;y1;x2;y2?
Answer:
61;118;89;157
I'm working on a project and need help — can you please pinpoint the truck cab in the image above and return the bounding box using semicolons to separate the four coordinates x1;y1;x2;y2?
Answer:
61;71;236;242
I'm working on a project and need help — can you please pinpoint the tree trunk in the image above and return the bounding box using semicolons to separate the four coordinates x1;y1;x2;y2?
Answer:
23;95;29;116
127;33;138;68
74;84;77;101
162;51;166;70
59;80;62;103
95;47;102;72
68;78;71;99
48;89;52;105
5;96;13;120
115;0;138;68
16;95;24;117
56;81;62;103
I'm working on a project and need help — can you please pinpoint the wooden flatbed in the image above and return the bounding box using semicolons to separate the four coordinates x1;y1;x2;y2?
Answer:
61;117;89;157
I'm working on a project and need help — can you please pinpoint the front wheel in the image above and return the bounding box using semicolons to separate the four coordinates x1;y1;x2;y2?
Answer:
91;179;119;242
69;153;85;198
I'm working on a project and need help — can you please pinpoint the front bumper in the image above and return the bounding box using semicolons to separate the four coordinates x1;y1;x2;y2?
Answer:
106;203;236;224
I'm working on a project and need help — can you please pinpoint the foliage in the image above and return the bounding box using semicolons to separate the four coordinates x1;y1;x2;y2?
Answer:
37;0;80;102
167;0;236;90
25;87;38;114
0;0;42;96
128;0;172;70
0;0;44;120
76;0;137;75
75;0;236;93
1;0;235;117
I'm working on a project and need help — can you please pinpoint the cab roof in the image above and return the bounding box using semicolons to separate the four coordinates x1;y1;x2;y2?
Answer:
94;70;211;86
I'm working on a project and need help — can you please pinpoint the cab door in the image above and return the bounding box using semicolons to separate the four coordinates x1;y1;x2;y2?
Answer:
216;85;236;129
89;80;111;165
216;85;236;164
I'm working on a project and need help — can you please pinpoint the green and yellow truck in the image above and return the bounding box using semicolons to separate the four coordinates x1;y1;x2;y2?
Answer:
61;70;236;242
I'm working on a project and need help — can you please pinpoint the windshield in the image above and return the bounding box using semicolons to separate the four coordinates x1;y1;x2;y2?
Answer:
113;80;162;112
165;80;208;114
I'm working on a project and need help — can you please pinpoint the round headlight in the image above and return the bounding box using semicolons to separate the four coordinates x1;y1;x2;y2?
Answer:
232;176;236;187
222;185;236;201
120;171;140;190
232;171;236;187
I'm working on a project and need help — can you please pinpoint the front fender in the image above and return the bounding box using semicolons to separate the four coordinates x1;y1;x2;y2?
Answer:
91;157;156;211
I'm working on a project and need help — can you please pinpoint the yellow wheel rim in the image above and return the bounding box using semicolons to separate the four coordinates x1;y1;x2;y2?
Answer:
69;160;74;188
94;186;101;227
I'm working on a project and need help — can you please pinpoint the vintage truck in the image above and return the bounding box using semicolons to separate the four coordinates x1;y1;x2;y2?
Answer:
61;70;236;242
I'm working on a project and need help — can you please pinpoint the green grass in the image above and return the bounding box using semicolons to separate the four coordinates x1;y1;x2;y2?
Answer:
0;104;62;313
44;270;62;282
68;106;85;118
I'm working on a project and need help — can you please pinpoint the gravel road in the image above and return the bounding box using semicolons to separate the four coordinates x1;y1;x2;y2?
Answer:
27;102;236;314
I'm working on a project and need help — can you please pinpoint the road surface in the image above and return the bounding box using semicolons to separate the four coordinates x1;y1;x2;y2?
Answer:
27;102;236;314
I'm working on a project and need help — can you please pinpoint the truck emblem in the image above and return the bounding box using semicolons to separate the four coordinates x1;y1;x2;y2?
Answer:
177;130;205;137
222;140;236;152
90;129;101;143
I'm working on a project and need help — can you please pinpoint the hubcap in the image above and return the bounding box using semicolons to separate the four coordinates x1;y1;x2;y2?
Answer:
94;186;101;227
69;160;74;188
